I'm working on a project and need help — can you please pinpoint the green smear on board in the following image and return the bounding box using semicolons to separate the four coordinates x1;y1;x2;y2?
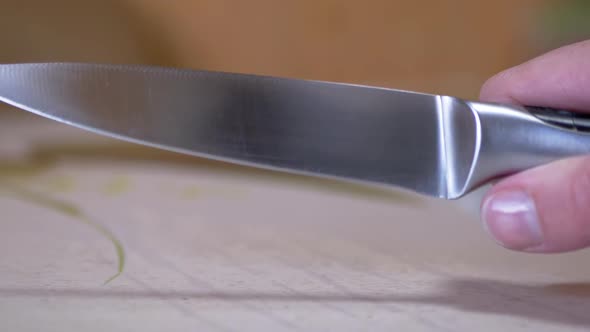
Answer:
102;175;131;196
0;180;125;285
180;185;200;199
42;174;76;193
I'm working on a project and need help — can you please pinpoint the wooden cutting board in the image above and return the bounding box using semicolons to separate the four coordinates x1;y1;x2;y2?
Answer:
0;110;589;332
1;1;588;330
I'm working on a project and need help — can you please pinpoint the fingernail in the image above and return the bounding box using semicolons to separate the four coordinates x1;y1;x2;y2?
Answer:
482;190;544;250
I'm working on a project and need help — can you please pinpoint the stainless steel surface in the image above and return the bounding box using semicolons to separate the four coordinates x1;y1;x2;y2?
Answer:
466;102;590;190
1;63;589;199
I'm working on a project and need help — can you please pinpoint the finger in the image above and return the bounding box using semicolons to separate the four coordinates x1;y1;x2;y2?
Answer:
480;39;590;111
481;156;590;253
478;39;590;253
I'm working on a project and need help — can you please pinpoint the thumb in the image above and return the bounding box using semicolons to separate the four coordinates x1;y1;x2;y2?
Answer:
482;156;590;253
479;39;590;253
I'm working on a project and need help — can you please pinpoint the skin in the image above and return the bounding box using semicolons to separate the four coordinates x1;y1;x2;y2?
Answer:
479;39;590;253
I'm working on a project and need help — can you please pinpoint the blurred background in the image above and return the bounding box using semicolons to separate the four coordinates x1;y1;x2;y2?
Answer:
1;0;589;99
0;0;589;211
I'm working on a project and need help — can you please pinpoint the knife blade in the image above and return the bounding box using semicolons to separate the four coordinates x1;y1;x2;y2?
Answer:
1;63;589;199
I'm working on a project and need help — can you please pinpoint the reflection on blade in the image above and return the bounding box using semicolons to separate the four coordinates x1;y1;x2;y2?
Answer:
0;63;445;197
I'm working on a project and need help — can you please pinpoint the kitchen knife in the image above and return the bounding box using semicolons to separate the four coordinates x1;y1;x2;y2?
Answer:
0;63;589;199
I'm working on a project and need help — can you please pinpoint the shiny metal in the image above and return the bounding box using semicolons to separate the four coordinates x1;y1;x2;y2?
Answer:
464;101;590;194
0;63;589;199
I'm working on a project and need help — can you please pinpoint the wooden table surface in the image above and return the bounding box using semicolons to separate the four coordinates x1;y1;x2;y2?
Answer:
2;2;588;330
0;112;589;332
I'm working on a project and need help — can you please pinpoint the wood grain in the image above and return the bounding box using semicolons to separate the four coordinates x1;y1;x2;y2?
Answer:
2;2;589;331
0;111;589;332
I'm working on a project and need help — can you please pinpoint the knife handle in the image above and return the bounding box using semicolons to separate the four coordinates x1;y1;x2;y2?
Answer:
454;101;590;198
526;106;590;132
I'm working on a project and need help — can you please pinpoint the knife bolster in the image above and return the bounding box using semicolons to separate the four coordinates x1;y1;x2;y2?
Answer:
439;96;481;199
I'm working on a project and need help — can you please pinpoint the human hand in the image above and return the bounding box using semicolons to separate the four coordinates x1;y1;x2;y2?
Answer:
479;39;590;253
